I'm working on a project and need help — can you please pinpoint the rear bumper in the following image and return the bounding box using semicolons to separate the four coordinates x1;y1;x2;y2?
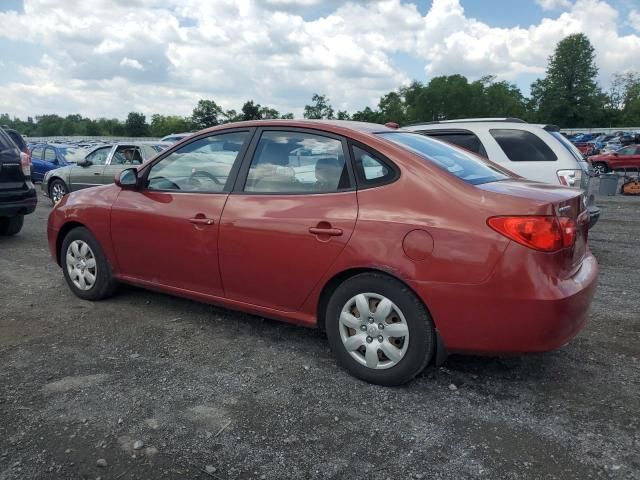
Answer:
411;252;599;355
0;187;37;217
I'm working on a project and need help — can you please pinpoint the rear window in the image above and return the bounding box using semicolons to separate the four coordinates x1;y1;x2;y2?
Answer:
420;131;487;157
490;129;557;162
550;132;584;162
378;132;509;185
4;130;27;151
0;129;18;151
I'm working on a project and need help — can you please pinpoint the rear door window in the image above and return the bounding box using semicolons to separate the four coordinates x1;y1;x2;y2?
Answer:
31;147;44;160
44;148;57;163
244;131;350;193
490;129;557;162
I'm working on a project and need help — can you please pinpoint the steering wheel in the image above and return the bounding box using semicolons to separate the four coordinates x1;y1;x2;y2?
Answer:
188;170;222;187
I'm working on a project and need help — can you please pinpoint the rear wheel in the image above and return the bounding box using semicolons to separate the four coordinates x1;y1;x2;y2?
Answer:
61;227;118;300
593;162;609;175
49;179;68;205
0;215;24;236
325;273;435;386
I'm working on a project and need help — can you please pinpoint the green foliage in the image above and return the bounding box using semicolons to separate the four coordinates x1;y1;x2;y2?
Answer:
150;114;193;137
303;94;335;119
528;34;603;127
125;112;148;137
191;99;224;129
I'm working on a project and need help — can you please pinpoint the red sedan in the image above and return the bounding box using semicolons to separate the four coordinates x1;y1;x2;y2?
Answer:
588;144;640;174
47;120;598;386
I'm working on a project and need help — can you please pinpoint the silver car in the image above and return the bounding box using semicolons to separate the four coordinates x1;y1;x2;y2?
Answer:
43;142;170;204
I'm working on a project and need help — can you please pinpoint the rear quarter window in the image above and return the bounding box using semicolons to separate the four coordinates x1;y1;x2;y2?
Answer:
490;129;557;162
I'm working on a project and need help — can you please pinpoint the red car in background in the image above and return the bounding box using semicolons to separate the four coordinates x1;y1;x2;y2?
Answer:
47;120;598;386
588;145;640;174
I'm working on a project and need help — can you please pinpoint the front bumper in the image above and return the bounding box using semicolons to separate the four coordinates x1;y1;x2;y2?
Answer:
411;251;599;355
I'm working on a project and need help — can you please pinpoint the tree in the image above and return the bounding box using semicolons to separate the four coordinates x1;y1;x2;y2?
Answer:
241;100;262;121
191;99;224;129
150;114;193;137
378;91;406;124
336;110;351;120
259;106;281;119
125;112;148;137
529;34;603;127
303;94;334;119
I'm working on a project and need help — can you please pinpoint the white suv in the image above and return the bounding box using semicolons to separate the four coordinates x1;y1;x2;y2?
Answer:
401;118;599;227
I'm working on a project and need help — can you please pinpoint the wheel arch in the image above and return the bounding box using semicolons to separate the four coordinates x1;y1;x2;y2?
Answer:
316;267;448;366
55;221;87;266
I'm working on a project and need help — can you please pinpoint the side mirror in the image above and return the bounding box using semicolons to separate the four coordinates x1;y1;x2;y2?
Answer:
77;159;92;167
613;152;619;157
115;168;139;190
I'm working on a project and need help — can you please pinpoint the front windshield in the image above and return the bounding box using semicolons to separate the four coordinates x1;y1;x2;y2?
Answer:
378;132;509;185
59;147;86;163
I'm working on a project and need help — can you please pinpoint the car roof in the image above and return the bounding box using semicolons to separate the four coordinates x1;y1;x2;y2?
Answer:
199;119;396;136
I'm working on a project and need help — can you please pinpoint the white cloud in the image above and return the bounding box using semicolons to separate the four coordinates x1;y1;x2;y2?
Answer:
120;58;144;70
630;10;640;32
536;0;572;10
0;0;638;120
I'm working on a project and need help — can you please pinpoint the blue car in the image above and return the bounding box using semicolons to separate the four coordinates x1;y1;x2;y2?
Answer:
29;143;88;182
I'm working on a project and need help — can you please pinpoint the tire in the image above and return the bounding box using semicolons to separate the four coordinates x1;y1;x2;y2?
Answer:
60;227;118;301
0;215;24;236
593;162;609;175
49;178;68;205
325;273;435;386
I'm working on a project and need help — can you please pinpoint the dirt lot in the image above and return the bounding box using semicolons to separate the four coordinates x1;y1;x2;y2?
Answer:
1;187;638;480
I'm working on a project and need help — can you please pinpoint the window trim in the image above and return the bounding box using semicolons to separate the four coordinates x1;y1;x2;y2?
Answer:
232;126;356;195
138;128;256;195
489;128;558;162
416;128;488;158
348;140;400;190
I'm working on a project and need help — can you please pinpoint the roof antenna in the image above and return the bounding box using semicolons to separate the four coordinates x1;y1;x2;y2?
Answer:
384;122;399;129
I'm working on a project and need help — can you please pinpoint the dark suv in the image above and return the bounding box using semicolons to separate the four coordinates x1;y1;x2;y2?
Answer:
0;127;36;236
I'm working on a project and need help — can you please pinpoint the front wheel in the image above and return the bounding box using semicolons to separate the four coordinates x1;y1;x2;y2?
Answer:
61;227;118;300
593;162;609;175
0;215;24;236
325;273;435;386
49;179;68;205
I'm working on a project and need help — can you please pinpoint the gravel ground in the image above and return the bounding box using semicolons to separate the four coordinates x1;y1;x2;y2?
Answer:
0;186;638;480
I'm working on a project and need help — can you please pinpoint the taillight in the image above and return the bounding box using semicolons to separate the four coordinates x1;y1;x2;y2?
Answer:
20;151;31;177
487;216;576;252
557;169;582;188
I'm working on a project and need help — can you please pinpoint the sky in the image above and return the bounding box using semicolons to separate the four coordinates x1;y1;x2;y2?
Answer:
0;0;639;120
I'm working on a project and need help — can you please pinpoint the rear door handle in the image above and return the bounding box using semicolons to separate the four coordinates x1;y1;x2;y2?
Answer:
189;217;215;225
94;172;101;175
309;227;343;236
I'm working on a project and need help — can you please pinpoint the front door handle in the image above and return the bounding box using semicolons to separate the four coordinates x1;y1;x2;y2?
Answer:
94;172;101;175
189;217;215;225
309;226;343;236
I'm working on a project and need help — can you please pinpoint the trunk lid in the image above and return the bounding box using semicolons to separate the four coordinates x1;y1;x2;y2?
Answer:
0;129;27;191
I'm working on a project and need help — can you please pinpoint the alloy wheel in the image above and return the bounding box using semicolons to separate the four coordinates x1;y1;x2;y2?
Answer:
339;293;410;370
51;182;67;203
